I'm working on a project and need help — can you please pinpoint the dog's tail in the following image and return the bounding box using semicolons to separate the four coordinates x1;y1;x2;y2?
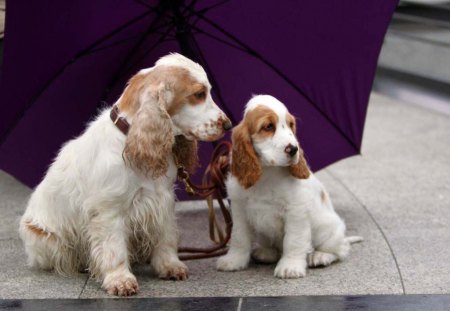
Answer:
345;236;364;244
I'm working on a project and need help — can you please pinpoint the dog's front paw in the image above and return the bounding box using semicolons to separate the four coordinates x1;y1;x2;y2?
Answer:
307;251;338;268
274;258;306;279
157;260;189;281
102;272;139;296
216;253;249;271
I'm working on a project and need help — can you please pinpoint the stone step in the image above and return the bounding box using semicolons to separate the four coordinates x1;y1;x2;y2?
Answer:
378;3;450;84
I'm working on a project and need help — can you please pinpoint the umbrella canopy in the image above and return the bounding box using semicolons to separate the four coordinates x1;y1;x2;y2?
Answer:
0;0;398;190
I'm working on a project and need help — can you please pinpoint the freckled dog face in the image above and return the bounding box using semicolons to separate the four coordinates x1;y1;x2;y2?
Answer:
125;56;232;143
231;95;310;188
244;100;300;167
169;78;230;141
140;55;232;142
119;54;232;178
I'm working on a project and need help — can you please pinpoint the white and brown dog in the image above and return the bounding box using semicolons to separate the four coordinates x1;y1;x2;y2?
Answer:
19;53;231;296
217;95;362;278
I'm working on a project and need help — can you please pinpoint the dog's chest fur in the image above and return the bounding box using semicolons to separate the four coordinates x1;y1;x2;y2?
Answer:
246;196;285;244
227;167;305;245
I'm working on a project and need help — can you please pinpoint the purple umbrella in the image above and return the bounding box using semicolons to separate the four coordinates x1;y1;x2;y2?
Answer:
0;0;398;191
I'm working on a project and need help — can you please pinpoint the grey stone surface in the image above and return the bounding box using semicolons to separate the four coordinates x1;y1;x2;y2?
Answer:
379;23;450;84
0;171;31;240
328;93;450;294
386;228;450;294
0;239;88;299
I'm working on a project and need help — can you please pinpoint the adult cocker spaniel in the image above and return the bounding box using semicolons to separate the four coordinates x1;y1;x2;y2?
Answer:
20;53;231;296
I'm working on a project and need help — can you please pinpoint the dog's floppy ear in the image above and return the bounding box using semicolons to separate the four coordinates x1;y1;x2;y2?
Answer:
231;123;262;189
287;115;310;179
289;146;310;179
172;135;199;174
123;78;174;178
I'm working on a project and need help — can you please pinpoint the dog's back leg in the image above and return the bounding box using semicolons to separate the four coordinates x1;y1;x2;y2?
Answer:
309;235;363;268
20;219;57;271
19;218;82;275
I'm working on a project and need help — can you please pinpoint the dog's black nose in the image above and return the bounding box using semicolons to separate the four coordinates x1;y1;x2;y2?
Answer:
223;120;232;131
285;144;298;157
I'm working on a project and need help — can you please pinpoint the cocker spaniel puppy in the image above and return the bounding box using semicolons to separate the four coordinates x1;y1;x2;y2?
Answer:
217;95;361;278
19;53;231;296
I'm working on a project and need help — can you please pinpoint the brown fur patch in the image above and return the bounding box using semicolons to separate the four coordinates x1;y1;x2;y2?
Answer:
286;112;296;132
118;74;146;115
26;222;53;239
123;102;174;178
285;111;310;179
231;106;281;188
289;147;310;179
245;106;278;142
165;74;203;116
120;66;206;177
321;190;328;204
119;66;206;117
186;84;207;106
234;105;309;181
231;123;262;189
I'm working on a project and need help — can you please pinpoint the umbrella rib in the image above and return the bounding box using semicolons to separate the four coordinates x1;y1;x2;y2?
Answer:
189;0;231;27
94;4;225;96
100;20;177;105
165;2;236;124
0;8;158;145
183;6;359;152
120;24;176;76
87;18;178;55
75;8;157;59
92;35;176;55
194;0;231;15
87;32;152;54
99;4;210;101
92;8;165;60
185;0;198;11
188;27;247;123
190;25;249;54
178;32;237;125
111;0;207;78
132;0;153;9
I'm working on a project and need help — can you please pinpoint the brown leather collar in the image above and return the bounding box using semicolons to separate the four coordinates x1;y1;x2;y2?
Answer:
110;105;129;135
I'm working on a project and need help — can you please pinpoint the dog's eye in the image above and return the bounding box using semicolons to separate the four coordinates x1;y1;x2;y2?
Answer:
289;122;295;129
263;123;275;131
194;91;206;100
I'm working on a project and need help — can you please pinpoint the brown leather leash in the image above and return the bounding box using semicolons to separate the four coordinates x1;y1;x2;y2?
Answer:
175;141;233;260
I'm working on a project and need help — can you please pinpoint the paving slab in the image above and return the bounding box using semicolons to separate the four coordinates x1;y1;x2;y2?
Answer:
0;171;31;241
386;228;450;294
328;93;450;294
0;239;88;299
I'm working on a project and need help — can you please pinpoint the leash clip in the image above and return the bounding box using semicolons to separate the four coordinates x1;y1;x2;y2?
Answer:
175;156;196;196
